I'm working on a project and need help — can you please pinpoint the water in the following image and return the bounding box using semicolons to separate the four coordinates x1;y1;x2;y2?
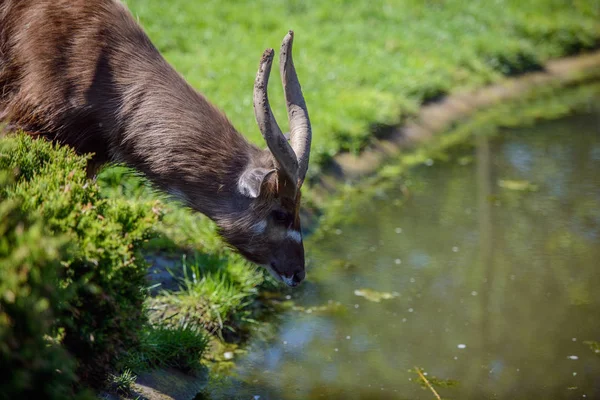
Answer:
216;111;600;399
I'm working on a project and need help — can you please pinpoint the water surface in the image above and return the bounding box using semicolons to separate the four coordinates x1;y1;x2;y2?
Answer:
217;110;600;399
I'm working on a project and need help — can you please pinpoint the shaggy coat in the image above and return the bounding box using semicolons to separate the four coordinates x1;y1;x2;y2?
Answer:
0;0;311;286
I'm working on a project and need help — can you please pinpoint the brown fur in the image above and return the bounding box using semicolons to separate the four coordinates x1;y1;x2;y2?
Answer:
0;0;307;285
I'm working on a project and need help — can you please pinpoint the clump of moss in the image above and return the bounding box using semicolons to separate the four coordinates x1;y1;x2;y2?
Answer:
0;172;93;399
0;134;159;389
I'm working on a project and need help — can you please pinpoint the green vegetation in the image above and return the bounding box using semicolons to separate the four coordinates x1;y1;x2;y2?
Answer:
126;0;600;170
0;173;93;400
2;0;600;397
147;255;265;336
0;135;272;395
0;137;273;395
120;326;209;373
96;167;274;339
107;369;137;396
0;135;160;389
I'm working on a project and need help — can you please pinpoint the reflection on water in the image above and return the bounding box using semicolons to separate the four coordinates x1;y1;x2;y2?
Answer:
216;111;600;399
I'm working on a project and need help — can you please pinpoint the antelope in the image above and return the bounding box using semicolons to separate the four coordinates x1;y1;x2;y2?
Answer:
0;0;312;287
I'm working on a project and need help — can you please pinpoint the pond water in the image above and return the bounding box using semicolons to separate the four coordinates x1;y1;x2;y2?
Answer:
215;110;600;399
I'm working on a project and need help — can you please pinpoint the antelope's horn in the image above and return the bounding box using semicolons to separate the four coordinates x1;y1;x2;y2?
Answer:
280;30;312;186
253;47;299;188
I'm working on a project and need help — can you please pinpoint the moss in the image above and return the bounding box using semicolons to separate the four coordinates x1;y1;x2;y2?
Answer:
0;172;94;399
0;135;159;389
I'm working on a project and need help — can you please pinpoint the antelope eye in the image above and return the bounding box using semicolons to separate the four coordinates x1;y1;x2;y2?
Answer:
272;210;291;224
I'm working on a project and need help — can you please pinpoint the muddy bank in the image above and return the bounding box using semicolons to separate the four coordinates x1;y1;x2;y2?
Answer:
316;50;600;190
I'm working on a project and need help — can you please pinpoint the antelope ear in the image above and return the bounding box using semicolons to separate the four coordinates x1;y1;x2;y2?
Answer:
238;167;277;198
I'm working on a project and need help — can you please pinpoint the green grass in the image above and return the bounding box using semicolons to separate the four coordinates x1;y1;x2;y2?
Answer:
96;166;276;364
120;326;210;373
107;369;137;396
147;253;266;336
125;0;600;172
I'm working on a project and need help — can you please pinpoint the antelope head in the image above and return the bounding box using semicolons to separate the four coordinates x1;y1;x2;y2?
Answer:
218;31;312;287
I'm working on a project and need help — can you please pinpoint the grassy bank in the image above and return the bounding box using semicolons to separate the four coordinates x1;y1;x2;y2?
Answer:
2;0;600;397
126;0;600;171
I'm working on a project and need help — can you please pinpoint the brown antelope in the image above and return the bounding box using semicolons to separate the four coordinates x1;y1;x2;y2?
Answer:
0;0;312;286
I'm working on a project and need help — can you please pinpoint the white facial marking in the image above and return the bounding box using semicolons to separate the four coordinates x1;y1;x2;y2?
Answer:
252;219;268;234
286;230;302;243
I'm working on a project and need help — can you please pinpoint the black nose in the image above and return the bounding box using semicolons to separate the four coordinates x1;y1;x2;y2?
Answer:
293;270;305;284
